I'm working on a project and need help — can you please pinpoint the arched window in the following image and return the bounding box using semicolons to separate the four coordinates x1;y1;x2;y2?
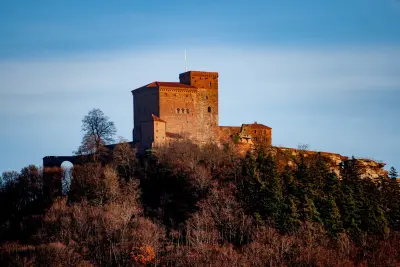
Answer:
182;108;185;113
177;108;180;113
186;108;189;114
61;161;73;195
208;107;212;113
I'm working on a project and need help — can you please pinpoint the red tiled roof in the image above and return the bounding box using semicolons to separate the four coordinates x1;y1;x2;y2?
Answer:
152;114;166;123
166;132;183;138
146;82;196;89
247;123;272;129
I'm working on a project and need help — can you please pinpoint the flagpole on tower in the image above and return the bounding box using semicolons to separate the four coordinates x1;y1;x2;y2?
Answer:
184;49;187;71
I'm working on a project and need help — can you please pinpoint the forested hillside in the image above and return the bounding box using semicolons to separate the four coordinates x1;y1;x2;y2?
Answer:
1;140;399;266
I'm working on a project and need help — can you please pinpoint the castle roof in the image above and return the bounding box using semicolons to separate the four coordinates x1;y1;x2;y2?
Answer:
152;114;166;123
146;81;197;89
246;122;272;129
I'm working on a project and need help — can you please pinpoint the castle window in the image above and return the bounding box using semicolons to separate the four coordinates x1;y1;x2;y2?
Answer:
253;137;257;141
186;94;188;97
254;130;257;134
182;108;185;113
209;82;211;86
177;108;180;113
186;108;189;114
205;96;208;100
264;130;266;134
165;93;168;96
208;107;212;113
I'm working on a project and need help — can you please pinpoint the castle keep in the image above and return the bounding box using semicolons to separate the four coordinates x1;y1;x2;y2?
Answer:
131;71;272;150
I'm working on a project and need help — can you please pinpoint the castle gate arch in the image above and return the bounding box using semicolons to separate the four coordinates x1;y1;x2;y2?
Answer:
43;156;78;200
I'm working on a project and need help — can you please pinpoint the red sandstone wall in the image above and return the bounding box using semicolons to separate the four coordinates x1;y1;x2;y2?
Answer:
179;71;219;143
179;71;219;90
218;126;241;141
153;120;166;145
195;88;218;143
133;87;159;141
250;127;272;145
159;88;197;139
140;121;154;150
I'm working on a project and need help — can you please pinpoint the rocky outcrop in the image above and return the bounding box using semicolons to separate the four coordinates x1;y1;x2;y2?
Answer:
230;143;388;180
343;158;387;180
270;147;348;177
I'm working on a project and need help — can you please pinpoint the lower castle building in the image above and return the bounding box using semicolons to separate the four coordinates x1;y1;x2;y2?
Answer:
131;70;272;150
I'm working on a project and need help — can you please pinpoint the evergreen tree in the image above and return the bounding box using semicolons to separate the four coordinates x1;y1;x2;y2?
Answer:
300;195;322;224
320;197;342;237
382;174;400;229
258;154;283;226
338;184;361;240
323;171;340;198
279;196;301;233
295;156;309;198
308;154;330;198
281;166;297;197
358;179;390;236
239;152;262;216
389;166;398;179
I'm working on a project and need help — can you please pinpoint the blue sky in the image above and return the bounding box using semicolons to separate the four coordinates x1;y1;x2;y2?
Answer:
0;0;399;173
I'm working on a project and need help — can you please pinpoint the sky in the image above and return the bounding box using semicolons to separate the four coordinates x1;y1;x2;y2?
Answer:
0;0;399;173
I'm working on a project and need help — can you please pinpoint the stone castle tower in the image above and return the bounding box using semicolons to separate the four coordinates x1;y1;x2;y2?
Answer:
131;71;219;150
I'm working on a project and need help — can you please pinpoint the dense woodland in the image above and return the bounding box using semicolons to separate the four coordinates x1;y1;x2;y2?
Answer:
0;139;400;266
1;109;400;266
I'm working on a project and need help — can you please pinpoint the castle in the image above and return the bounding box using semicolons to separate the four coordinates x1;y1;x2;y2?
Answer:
43;69;389;199
131;70;272;150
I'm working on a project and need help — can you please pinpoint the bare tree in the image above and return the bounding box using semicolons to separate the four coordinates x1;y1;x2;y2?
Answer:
297;143;309;151
75;108;117;157
112;137;136;181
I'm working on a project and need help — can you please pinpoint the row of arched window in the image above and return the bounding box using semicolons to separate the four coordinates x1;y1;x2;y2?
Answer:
176;107;212;113
253;129;268;134
176;108;190;114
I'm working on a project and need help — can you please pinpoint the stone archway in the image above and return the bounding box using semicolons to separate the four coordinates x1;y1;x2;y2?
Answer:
43;156;78;200
61;161;73;195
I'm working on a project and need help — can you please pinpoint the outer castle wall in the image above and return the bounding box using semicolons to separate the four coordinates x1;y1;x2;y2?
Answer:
218;126;242;141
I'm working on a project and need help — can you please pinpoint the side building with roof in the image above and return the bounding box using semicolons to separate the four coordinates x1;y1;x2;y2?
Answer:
131;70;272;151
